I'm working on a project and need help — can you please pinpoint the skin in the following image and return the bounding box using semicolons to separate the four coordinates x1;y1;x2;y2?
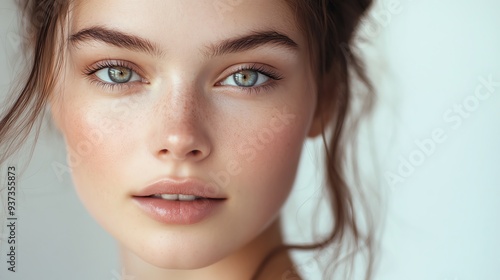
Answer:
50;0;324;279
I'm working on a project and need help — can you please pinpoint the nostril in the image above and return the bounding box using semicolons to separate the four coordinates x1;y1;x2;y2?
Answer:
158;149;202;159
190;150;201;157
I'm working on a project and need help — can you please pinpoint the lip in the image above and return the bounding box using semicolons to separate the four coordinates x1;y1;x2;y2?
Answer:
132;177;226;198
132;178;226;225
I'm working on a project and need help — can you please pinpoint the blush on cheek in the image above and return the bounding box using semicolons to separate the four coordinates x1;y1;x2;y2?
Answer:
235;106;302;161
61;111;135;225
205;104;300;186
233;107;307;201
60;106;130;180
221;121;305;245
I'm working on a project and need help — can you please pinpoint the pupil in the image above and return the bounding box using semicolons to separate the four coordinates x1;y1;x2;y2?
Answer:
234;70;258;87
108;67;132;83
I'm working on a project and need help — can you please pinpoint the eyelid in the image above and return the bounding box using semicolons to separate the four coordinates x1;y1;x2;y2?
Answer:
214;63;283;95
83;59;149;92
217;63;283;82
84;59;146;77
94;67;142;84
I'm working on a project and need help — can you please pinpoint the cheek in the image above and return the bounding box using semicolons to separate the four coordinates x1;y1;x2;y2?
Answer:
220;104;312;229
58;89;151;170
244;129;303;216
56;99;145;210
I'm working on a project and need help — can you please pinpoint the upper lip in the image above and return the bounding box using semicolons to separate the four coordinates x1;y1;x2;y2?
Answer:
132;178;227;199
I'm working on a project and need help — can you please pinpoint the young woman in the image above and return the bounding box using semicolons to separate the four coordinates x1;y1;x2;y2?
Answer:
0;0;376;279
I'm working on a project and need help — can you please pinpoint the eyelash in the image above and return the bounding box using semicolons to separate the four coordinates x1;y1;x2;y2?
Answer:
83;60;144;92
219;64;284;95
83;61;284;95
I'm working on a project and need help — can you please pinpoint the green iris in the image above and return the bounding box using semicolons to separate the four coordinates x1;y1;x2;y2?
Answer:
233;70;258;87
108;66;133;83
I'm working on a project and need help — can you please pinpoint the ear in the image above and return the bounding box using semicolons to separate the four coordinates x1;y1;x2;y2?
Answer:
307;74;335;138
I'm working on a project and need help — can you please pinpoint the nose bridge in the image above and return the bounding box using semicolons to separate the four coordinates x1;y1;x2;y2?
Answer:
158;78;200;125
152;79;210;161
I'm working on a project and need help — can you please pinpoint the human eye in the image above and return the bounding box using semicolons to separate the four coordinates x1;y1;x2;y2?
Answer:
216;64;283;95
83;60;147;92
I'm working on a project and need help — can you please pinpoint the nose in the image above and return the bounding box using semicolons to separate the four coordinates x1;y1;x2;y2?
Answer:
158;133;209;161
153;85;211;162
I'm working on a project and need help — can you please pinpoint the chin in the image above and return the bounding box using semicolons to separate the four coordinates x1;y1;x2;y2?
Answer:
124;235;231;270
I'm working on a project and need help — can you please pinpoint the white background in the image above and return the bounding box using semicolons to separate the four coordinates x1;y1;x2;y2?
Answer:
1;0;499;279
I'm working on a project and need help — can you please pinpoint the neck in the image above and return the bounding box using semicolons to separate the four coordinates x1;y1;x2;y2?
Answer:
119;217;299;280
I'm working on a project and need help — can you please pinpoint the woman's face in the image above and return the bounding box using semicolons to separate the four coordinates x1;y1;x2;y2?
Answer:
51;0;318;269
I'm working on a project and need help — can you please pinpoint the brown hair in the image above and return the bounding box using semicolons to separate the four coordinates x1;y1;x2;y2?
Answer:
252;1;377;279
0;1;377;279
0;0;69;163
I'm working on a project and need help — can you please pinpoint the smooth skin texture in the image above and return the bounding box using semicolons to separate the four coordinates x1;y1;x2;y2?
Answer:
50;0;322;279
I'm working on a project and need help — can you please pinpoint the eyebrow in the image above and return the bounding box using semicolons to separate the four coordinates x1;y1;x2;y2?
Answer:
69;26;299;58
203;31;299;58
69;26;164;57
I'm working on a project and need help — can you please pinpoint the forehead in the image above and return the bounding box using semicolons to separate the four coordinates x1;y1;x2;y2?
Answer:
70;0;302;48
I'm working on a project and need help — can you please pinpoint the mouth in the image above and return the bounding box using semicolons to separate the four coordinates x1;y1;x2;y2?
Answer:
131;178;227;224
132;177;227;199
139;193;227;201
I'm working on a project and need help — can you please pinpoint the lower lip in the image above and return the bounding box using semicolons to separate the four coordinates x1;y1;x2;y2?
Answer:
132;197;225;225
